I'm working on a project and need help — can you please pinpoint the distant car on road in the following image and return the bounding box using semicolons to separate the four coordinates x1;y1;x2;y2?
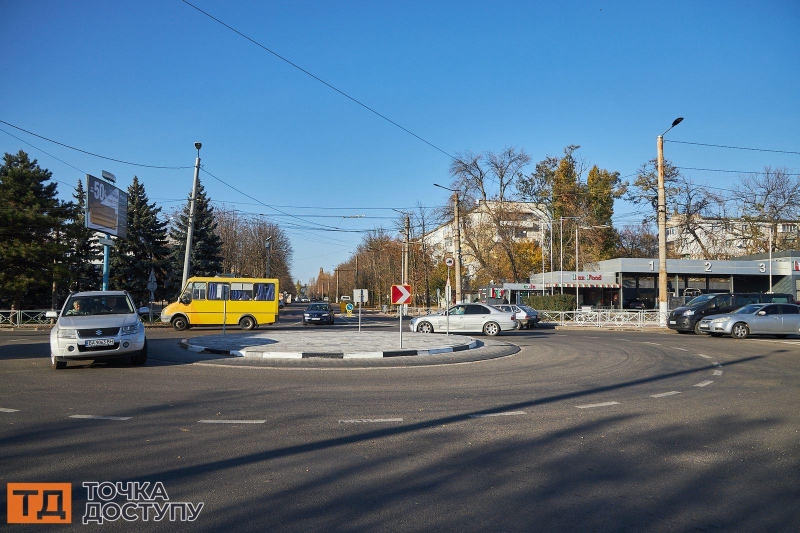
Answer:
46;291;148;369
495;304;540;329
409;303;516;336
303;303;335;326
623;298;646;310
697;303;800;339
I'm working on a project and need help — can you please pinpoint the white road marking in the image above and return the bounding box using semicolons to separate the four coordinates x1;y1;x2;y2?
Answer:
586;336;599;339
198;420;266;424
651;391;681;398
469;411;526;418
339;418;403;424
713;370;723;376
576;401;619;409
697;354;712;359
643;342;661;346
615;338;632;342
694;381;714;387
555;334;568;337
0;407;20;412
673;347;689;352
70;415;131;421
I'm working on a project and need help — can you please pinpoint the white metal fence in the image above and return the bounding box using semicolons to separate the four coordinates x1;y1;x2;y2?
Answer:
0;310;53;326
398;307;666;328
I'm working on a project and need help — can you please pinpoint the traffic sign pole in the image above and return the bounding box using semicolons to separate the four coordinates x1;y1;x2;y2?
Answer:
391;284;412;348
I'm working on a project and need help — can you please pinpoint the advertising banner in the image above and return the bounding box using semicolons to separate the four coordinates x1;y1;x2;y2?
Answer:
86;174;127;238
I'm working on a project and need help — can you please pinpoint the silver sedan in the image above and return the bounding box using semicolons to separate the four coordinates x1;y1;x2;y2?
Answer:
697;303;800;339
409;303;516;336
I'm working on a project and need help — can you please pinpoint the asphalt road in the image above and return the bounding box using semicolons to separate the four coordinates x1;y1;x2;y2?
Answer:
1;312;799;532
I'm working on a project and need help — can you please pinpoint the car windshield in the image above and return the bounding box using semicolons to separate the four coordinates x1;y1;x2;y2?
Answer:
733;304;766;315
64;295;133;316
685;294;717;307
308;304;328;311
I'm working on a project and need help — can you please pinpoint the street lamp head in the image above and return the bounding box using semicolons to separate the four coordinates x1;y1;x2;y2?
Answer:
672;117;684;127
194;142;202;150
433;183;457;193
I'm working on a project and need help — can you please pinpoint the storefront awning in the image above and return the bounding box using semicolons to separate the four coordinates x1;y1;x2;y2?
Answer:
545;283;620;288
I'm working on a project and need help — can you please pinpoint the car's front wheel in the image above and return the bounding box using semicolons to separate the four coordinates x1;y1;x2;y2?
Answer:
171;316;189;331
693;321;703;335
483;322;500;336
131;340;148;366
51;353;66;370
731;322;750;339
416;321;434;333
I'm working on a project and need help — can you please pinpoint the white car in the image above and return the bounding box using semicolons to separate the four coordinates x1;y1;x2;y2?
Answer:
46;291;148;369
409;303;516;336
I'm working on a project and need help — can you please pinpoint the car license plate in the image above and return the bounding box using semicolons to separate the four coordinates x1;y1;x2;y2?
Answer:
669;320;676;325
699;324;709;329
86;338;114;347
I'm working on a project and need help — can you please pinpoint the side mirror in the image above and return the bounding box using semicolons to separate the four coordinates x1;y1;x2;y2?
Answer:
757;310;766;316
138;307;150;315
46;311;59;319
179;297;190;305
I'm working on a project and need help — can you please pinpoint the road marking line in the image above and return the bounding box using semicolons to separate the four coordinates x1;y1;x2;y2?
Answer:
697;354;712;359
643;342;661;346
651;391;681;398
339;418;403;424
615;338;632;342
694;381;714;387
469;411;526;418
198;420;266;424
673;347;689;352
586;336;599;339
70;415;131;421
576;402;619;409
713;370;723;376
0;407;20;412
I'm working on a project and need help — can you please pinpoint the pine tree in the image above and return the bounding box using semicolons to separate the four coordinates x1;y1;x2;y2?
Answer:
109;176;169;306
167;178;223;294
65;179;102;292
0;150;70;310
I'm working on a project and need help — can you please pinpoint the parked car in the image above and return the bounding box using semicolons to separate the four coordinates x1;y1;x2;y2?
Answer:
409;303;516;336
623;298;646;310
45;291;149;369
697;303;800;339
668;292;795;334
303;303;335;325
495;304;540;329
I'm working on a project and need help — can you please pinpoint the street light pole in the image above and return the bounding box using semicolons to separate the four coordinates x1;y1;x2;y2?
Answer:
434;184;462;304
657;117;683;326
181;142;202;291
265;237;272;278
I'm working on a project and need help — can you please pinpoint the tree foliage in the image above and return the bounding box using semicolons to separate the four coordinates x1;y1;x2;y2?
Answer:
0;151;69;309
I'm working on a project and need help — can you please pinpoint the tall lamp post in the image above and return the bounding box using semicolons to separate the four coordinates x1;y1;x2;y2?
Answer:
657;117;684;325
434;183;462;304
181;142;202;291
265;237;272;278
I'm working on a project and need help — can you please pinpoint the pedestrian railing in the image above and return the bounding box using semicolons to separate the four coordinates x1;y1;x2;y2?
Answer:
0;310;53;326
540;309;666;328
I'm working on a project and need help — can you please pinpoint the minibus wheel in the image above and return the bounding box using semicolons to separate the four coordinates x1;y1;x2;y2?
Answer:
239;316;256;330
172;316;189;331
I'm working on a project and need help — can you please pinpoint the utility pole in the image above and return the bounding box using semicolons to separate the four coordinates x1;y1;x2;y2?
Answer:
403;215;410;284
265;237;272;278
181;142;202;291
657;117;683;326
453;193;462;305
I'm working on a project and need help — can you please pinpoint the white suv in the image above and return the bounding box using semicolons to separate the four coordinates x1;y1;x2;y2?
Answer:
46;291;148;369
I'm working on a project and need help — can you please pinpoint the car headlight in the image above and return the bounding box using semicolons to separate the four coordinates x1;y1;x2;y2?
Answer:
682;309;695;316
710;317;728;323
57;328;77;339
304;313;311;318
321;313;329;317
121;324;139;335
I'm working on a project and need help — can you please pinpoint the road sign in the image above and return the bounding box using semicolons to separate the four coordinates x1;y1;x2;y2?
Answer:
445;257;454;267
391;284;412;305
353;289;369;304
146;269;157;292
97;237;114;247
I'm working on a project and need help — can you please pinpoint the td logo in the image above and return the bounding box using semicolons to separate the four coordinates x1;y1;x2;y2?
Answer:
7;483;72;524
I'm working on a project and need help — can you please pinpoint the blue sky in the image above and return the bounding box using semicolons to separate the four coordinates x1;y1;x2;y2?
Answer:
2;0;798;283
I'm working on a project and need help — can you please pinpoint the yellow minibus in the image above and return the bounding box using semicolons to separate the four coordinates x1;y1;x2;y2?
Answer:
160;276;279;330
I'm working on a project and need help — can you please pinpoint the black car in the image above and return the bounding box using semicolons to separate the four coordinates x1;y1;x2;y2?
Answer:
303;303;335;326
623;298;645;310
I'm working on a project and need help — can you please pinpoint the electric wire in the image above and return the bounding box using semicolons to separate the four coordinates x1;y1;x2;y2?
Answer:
180;0;456;161
667;139;800;155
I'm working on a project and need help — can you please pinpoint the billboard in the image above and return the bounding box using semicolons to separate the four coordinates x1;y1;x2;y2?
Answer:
86;174;128;238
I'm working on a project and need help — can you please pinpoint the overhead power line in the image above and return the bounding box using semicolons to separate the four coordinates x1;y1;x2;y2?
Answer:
667;139;800;155
0;119;193;169
180;0;456;160
677;166;800;176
